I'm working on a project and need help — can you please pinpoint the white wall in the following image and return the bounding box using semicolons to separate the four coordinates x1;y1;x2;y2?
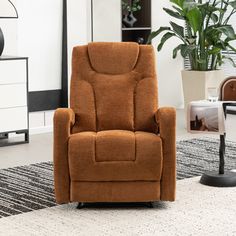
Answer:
0;19;17;55
1;0;63;92
17;0;63;92
67;0;91;103
92;0;121;42
17;0;63;134
152;0;184;108
0;0;17;55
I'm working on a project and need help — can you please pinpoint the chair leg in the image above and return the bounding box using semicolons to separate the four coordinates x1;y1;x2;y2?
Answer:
147;202;154;208
77;202;85;209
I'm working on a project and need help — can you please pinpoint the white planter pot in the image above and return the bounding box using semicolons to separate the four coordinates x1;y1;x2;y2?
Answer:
181;70;225;109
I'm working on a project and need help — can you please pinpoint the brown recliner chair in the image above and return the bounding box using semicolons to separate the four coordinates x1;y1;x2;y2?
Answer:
53;42;176;205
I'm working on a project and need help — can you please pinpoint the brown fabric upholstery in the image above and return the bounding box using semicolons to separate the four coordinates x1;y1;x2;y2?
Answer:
54;42;176;204
93;73;137;131
96;130;135;162
88;42;139;74
70;181;160;202
68;131;162;181
155;108;176;201
70;42;158;133
53;108;75;203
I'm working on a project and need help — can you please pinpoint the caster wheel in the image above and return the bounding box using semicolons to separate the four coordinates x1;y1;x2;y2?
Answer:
77;202;85;209
147;202;154;208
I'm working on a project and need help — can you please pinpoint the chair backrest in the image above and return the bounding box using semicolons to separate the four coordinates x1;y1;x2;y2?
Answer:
70;42;158;133
220;76;236;101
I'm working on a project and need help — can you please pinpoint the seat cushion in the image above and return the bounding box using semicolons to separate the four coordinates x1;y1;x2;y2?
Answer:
68;130;163;181
96;130;135;162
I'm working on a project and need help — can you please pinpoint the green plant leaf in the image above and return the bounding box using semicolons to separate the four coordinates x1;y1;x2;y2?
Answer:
157;32;176;51
212;1;221;7
226;34;236;42
199;3;222;13
147;27;171;44
217;53;223;67
197;58;206;64
163;7;185;19
210;13;219;23
228;44;236;53
122;1;128;10
170;0;184;8
215;40;228;50
205;26;222;45
172;5;185;15
207;47;221;55
222;55;236;67
173;44;183;58
148;0;236;70
170;21;184;37
186;36;197;44
180;44;196;58
122;0;141;12
186;7;202;33
183;1;198;10
216;25;236;39
229;1;236;8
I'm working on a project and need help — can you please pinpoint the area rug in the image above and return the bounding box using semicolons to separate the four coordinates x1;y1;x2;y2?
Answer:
0;177;235;236
177;138;236;179
0;138;236;218
0;162;56;218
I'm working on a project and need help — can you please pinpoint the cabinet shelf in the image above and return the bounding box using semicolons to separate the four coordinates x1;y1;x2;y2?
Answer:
122;27;151;31
121;0;151;43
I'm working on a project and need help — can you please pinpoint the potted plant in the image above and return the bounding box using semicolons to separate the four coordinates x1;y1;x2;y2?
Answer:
122;0;142;27
148;0;236;108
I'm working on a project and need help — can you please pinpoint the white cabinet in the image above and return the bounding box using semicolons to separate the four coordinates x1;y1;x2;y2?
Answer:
0;60;27;84
0;107;28;132
0;84;27;108
0;56;29;146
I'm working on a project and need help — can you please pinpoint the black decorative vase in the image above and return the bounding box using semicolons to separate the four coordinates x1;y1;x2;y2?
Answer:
0;28;4;56
122;11;137;28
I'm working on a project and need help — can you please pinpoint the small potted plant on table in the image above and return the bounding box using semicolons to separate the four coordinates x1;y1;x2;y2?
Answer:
122;0;142;27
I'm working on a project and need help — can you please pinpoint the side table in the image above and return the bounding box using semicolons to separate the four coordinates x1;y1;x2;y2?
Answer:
200;102;236;187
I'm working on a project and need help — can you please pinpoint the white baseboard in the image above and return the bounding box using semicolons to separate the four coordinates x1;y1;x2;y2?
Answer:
29;110;54;135
29;126;53;135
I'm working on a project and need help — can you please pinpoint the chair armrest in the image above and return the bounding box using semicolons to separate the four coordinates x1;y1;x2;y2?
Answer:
155;107;176;201
53;108;75;203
